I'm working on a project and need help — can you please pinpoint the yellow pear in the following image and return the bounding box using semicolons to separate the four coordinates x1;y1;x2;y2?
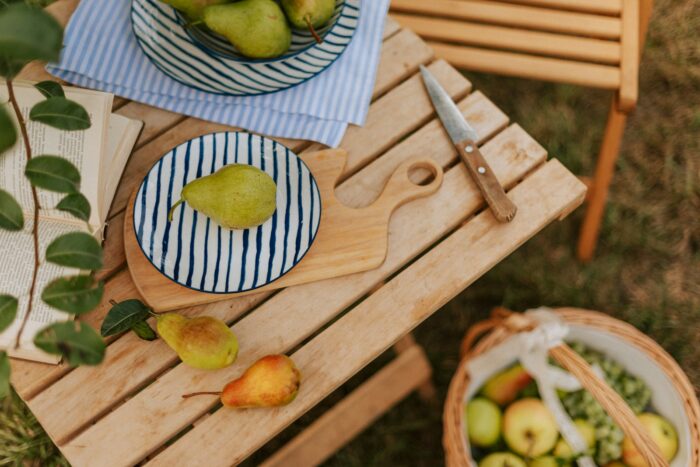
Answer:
156;313;238;370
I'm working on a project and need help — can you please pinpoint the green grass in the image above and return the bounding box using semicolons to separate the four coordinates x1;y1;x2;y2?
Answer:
2;0;699;465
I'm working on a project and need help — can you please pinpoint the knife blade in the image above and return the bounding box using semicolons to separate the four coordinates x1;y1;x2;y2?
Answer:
420;66;517;223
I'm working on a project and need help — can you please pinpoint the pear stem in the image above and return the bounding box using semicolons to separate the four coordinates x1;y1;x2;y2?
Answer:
182;391;221;399
305;15;322;44
168;199;185;222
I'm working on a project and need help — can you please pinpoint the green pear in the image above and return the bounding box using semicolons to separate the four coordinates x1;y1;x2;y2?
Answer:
160;0;228;21
203;0;292;59
168;163;277;230
280;0;335;43
156;313;238;370
466;397;502;447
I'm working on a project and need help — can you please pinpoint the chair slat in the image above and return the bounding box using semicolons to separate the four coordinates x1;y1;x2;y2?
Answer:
498;0;622;15
146;160;587;467
430;43;621;89
618;0;639;110
391;13;621;64
390;0;622;39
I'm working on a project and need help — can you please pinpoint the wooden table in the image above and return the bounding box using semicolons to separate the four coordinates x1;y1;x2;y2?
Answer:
10;1;586;465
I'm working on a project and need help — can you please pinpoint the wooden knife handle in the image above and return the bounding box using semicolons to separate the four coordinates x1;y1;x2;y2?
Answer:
456;138;517;222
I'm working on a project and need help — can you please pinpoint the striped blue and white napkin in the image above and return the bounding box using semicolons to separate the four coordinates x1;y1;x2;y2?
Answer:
47;0;390;147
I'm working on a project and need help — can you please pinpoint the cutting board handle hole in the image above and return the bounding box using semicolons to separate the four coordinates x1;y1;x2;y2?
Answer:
408;161;439;186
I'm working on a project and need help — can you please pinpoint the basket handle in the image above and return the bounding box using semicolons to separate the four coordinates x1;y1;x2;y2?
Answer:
461;308;670;467
550;344;669;467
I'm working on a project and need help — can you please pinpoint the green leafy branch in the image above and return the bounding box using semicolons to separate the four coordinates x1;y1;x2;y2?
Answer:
0;3;106;398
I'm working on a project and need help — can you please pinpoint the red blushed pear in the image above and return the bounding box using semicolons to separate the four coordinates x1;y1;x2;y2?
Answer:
183;355;301;408
481;364;533;406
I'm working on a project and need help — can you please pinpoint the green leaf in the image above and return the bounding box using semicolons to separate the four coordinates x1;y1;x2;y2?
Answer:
46;231;102;270
42;275;104;315
0;294;18;333
29;97;91;131
0;189;23;231
25;155;80;193
56;193;91;222
131;320;157;341
0;351;9;399
34;80;64;98
34;321;105;366
0;4;62;70
101;299;152;337
0;57;24;80
0;104;17;153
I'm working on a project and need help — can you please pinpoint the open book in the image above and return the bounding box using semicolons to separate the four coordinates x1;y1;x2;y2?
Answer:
0;81;143;363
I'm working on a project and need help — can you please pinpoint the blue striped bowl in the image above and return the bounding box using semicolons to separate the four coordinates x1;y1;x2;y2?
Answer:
133;132;322;294
131;0;360;96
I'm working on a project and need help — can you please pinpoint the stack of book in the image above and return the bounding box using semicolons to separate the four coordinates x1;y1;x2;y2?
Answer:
0;82;142;363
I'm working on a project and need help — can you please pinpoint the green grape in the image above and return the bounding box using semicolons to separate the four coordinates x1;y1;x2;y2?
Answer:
559;341;654;465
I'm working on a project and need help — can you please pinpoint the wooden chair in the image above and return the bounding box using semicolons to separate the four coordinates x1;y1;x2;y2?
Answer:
390;0;653;261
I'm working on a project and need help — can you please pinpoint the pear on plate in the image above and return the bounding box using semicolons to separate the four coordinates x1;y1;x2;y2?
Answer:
157;313;238;370
160;0;227;22
203;0;292;59
168;163;277;230
182;355;301;408
280;0;336;44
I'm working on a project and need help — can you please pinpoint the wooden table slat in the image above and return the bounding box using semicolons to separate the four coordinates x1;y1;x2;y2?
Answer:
306;59;471;180
11;4;589;464
259;345;432;467
336;90;508;207
26;90;516;443
148;160;586;466
57;124;549;464
10;41;453;401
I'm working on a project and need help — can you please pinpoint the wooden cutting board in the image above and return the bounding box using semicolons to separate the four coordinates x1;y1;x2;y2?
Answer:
124;148;443;311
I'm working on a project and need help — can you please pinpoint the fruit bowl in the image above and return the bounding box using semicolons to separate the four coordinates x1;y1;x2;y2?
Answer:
180;0;347;62
443;308;700;467
131;0;360;95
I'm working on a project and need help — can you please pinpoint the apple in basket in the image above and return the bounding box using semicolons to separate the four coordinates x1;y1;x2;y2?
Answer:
479;452;527;467
622;412;679;466
502;398;559;457
466;341;681;466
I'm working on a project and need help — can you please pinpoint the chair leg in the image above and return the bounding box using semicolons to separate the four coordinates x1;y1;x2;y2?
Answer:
577;98;628;262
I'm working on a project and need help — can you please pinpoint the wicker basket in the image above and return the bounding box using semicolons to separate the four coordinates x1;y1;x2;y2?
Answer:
443;307;700;467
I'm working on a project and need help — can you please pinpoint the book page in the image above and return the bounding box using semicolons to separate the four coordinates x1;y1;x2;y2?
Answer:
0;81;112;229
0;217;86;364
101;114;143;219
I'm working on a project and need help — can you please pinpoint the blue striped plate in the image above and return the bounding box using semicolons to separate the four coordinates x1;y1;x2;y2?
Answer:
131;0;360;96
133;132;322;294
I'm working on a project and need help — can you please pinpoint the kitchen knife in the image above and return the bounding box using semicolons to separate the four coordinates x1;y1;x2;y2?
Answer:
420;66;517;222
